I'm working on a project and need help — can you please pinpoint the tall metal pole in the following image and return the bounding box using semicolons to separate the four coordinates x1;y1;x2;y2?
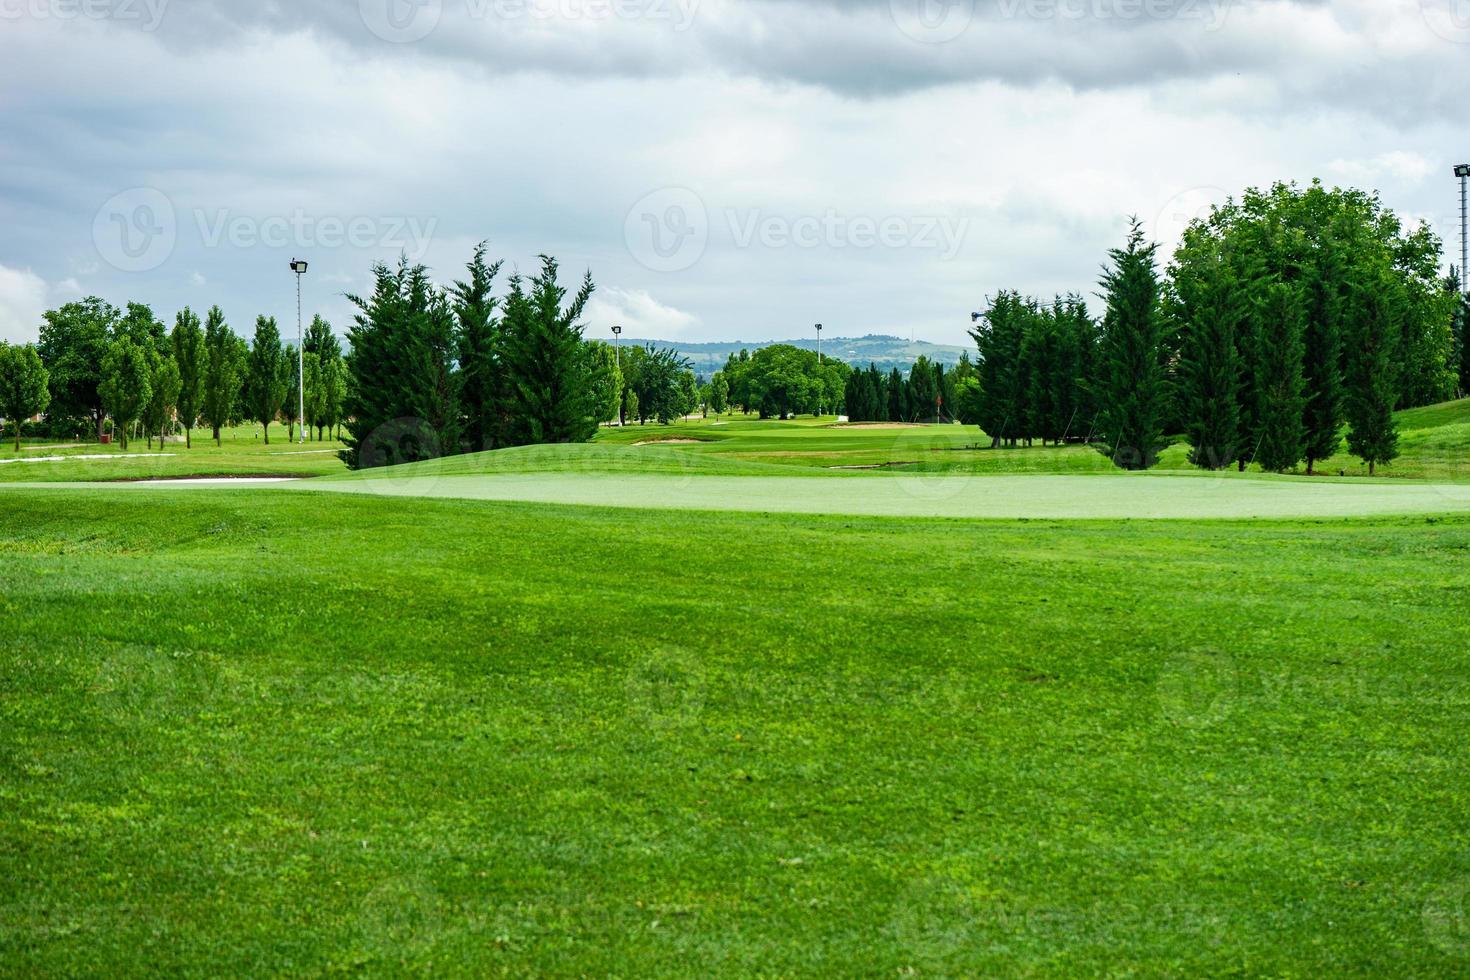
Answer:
612;325;623;425
295;267;305;444
815;323;823;417
1459;166;1468;294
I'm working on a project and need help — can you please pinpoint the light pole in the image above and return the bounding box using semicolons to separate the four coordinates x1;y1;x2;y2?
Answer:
1456;165;1469;294
611;325;623;425
290;259;308;444
815;323;823;417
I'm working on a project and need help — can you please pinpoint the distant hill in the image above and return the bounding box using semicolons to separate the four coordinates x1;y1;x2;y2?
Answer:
621;335;973;375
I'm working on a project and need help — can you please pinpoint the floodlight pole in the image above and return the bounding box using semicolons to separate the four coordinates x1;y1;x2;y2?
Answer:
290;259;308;444
815;323;823;417
612;325;623;425
1457;165;1470;295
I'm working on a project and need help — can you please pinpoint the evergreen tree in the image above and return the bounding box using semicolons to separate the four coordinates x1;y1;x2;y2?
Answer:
1173;242;1244;470
1095;219;1169;470
499;255;598;445
1449;268;1470;395
908;356;938;423
887;367;905;423
171;307;206;448
99;337;151;450
1249;279;1308;472
201;306;241;445
245;315;288;445
0;343;50;451
1299;241;1346;474
867;364;887;421
1344;267;1402;475
453;242;504;452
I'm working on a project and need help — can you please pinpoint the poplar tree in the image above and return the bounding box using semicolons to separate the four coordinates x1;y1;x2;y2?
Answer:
0;343;50;451
171;307;206;448
99;337;151;450
245;315;288;445
201;306;241;445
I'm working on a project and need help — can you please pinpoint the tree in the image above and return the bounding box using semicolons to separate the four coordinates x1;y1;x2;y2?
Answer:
141;350;182;450
1096;219;1169;470
245;315;288;445
1448;269;1469;395
1249;279;1308;472
38;296;118;441
1344;267;1402;475
499;256;598;445
281;343;302;443
0;343;50;451
171;307;206;448
585;340;623;425
887;367;905;423
1172;240;1244;469
908;356;938;423
453;242;504;452
321;355;346;441
99;337;151;450
302;350;324;442
201;306;243;445
343;257;462;468
709;372;729;416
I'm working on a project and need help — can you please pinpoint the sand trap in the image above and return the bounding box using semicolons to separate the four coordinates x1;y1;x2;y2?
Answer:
0;453;176;465
133;477;300;485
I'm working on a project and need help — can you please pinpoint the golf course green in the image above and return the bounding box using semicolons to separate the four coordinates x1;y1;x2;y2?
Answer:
3;401;1470;974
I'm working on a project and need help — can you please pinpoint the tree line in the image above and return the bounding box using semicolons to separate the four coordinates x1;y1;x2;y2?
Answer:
12;297;349;451
973;181;1469;474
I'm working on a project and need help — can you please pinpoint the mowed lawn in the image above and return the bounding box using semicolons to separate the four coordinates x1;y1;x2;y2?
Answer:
4;488;1470;975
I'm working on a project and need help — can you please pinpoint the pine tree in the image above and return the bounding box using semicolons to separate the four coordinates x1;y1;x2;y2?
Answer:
1174;247;1244;470
453;242;504;453
908;357;938;423
1250;279;1308;472
1096;219;1168;470
171;307;206;448
887;367;905;423
499;255;599;445
1345;268;1402;475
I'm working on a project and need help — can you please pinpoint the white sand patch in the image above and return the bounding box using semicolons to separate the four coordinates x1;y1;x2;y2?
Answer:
0;453;176;465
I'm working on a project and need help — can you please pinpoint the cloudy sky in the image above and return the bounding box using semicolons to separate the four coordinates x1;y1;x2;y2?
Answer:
1;0;1467;347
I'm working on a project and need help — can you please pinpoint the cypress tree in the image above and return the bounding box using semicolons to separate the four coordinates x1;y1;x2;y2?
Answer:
1249;279;1308;473
1344;267;1402;475
499;255;599;445
868;364;887;421
453;242;504;453
1175;246;1244;470
887;367;905;422
1095;219;1169;470
1299;243;1346;474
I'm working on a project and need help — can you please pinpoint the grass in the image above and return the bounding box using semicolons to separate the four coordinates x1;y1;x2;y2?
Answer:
5;399;1470;974
0;425;346;483
4;488;1470;975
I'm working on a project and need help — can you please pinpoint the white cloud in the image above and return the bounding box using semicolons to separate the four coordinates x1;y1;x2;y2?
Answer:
586;287;699;338
0;265;50;344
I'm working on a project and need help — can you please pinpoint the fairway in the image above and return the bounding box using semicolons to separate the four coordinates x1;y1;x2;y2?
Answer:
297;470;1470;519
4;487;1470;975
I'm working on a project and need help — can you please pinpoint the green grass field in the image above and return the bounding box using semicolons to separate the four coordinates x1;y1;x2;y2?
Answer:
4;400;1470;975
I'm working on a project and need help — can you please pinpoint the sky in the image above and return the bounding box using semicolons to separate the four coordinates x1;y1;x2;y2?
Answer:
0;0;1467;347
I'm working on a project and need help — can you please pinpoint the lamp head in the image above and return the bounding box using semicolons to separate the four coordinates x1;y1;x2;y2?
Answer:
290;259;308;274
612;325;622;336
1456;164;1470;178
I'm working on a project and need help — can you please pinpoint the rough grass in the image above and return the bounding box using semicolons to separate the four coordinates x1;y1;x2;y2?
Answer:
3;488;1470;975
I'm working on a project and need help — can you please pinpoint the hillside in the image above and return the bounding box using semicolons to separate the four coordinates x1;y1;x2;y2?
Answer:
622;334;972;373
